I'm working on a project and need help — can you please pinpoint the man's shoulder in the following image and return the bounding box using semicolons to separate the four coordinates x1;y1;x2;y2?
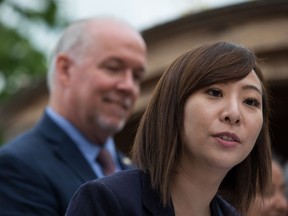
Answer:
0;118;58;163
0;128;41;154
0;113;66;158
0;133;56;177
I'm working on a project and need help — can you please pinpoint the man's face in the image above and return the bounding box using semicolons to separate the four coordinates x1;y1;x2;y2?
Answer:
62;26;147;143
247;161;288;216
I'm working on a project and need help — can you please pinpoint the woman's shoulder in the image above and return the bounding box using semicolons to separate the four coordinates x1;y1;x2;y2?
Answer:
81;169;146;214
97;169;144;184
83;169;146;196
66;170;148;215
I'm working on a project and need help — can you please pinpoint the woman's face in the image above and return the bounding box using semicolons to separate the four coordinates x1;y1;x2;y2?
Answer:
181;70;263;171
247;161;288;216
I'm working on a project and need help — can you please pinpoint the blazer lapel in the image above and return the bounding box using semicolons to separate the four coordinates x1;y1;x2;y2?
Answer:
36;113;97;182
141;172;175;216
210;195;240;216
140;170;238;216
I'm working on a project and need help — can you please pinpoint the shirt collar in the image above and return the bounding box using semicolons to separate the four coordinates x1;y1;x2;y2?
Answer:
46;107;120;174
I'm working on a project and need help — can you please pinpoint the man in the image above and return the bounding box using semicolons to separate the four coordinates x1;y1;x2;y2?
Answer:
247;158;288;216
0;17;147;215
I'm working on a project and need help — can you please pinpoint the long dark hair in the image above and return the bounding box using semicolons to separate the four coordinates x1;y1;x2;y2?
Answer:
132;41;271;214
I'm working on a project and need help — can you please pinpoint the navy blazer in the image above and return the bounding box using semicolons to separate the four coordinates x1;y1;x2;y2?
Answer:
0;113;131;216
66;169;240;216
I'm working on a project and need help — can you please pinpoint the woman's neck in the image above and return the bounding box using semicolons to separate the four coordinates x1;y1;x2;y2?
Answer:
171;165;224;216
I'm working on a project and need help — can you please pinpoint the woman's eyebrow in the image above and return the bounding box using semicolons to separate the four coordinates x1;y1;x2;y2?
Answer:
242;85;262;95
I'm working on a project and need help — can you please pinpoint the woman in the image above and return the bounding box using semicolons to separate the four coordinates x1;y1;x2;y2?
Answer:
66;42;272;216
247;157;288;216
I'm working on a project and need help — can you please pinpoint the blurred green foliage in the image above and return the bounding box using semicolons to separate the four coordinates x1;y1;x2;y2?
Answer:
0;0;68;102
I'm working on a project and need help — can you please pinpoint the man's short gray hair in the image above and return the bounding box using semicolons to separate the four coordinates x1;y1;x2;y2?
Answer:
46;19;90;92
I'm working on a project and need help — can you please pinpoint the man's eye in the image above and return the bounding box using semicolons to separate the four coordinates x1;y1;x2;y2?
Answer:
133;70;144;83
244;98;260;107
207;88;222;97
106;65;121;71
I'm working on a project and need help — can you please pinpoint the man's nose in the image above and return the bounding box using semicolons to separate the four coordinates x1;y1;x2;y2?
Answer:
117;70;139;97
274;192;288;212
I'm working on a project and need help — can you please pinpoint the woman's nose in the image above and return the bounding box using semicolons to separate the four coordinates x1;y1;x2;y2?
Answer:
221;99;241;125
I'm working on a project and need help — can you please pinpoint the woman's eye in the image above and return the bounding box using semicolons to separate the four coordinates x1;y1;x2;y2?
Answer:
207;88;222;97
244;98;260;107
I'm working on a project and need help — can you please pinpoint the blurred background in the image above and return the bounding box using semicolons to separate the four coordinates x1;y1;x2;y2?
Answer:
0;0;288;160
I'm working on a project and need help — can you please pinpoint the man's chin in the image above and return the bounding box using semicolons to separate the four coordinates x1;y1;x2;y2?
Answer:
97;118;126;134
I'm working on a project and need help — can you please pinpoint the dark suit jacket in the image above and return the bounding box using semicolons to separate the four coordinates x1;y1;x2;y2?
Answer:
0;113;131;216
66;169;240;216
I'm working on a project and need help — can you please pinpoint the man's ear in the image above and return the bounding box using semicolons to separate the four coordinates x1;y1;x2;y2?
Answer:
55;54;73;87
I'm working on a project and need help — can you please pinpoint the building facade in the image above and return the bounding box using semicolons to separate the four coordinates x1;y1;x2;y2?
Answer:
1;0;288;158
